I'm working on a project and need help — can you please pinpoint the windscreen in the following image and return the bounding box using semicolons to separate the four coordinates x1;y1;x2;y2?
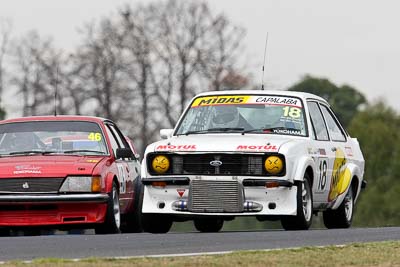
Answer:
0;121;108;156
175;95;307;136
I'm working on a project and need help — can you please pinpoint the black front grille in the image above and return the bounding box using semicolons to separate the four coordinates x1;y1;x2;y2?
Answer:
148;153;285;176
176;154;263;175
0;178;64;193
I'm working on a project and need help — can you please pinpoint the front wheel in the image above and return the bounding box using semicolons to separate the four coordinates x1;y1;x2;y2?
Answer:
121;177;143;233
194;218;224;233
142;214;173;234
281;175;313;230
95;181;121;234
323;186;354;229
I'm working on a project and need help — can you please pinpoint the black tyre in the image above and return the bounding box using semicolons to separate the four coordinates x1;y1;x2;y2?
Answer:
121;177;143;233
194;218;224;233
95;181;121;234
323;186;354;229
0;228;11;237
142;214;173;234
281;174;313;230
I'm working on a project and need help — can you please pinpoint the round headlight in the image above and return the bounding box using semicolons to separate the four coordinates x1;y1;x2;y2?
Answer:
264;155;283;175
152;155;170;174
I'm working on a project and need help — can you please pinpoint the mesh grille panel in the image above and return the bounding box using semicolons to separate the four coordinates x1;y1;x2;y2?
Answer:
189;180;243;213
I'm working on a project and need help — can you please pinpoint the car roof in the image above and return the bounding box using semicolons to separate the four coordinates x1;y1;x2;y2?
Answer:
0;115;112;125
194;90;329;105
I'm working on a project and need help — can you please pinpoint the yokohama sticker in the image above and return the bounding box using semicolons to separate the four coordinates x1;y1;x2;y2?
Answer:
236;145;278;152
156;144;197;151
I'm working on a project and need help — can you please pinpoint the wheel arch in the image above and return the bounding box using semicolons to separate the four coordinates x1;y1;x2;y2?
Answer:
293;156;316;186
331;163;362;210
105;173;120;193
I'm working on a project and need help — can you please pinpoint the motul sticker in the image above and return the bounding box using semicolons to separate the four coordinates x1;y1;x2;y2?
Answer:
236;145;278;152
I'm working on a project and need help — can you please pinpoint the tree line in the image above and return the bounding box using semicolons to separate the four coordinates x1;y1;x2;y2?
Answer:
0;0;249;154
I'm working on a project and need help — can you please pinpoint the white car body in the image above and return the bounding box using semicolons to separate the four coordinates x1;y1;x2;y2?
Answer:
141;90;365;232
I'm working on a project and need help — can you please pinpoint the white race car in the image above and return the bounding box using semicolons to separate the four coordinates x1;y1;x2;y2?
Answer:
141;90;365;233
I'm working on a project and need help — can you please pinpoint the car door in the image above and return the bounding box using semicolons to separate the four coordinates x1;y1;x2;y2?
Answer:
307;101;335;205
104;123;136;211
319;104;349;203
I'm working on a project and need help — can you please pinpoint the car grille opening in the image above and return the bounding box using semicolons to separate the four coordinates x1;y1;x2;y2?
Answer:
171;154;266;176
189;180;243;213
0;178;64;193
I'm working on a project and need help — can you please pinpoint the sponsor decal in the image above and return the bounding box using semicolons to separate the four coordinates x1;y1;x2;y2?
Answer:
345;146;353;157
156;144;197;151
236;145;278;152
307;147;316;155
191;95;250;107
328;148;349;201
86;159;100;163
13;165;42;175
177;189;186;197
255;96;302;107
191;95;302;108
272;129;302;135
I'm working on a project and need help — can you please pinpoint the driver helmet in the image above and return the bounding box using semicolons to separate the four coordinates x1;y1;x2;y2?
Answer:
211;105;239;128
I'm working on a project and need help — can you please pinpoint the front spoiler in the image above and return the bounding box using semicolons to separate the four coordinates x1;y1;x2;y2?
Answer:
0;194;109;204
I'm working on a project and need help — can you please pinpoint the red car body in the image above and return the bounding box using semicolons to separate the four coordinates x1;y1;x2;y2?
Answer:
0;116;142;234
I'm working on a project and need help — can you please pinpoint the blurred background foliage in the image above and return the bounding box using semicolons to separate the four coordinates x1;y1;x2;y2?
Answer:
0;0;398;230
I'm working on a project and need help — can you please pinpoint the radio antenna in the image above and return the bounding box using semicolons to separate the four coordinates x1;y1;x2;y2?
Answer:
261;33;269;90
54;66;58;116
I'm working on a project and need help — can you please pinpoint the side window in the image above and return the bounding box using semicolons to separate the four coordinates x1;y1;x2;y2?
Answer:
320;105;346;142
307;102;329;141
105;126;120;156
108;124;129;149
107;124;134;160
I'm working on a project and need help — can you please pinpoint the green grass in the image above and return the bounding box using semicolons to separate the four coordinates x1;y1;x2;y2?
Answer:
2;241;400;267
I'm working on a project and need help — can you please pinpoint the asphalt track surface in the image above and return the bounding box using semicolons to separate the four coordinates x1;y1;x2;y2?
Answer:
0;227;399;262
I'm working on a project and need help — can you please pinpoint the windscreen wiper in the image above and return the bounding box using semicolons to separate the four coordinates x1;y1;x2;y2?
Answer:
63;149;106;154
180;127;245;136
9;150;46;155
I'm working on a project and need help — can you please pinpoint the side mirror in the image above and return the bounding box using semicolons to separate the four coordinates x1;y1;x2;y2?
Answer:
115;148;134;159
160;129;174;139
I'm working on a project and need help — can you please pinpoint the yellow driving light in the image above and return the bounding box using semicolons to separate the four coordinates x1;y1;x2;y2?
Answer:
264;155;283;175
152;155;170;174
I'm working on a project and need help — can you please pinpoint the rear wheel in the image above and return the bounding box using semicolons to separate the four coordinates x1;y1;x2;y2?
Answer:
95;181;121;234
142;214;173;234
194;218;224;233
323;186;354;229
281;174;313;230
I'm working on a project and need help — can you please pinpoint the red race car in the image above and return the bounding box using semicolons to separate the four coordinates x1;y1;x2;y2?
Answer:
0;116;142;235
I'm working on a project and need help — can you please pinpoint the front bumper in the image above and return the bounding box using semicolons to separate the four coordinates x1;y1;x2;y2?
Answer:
0;194;109;226
0;194;109;204
141;176;298;217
